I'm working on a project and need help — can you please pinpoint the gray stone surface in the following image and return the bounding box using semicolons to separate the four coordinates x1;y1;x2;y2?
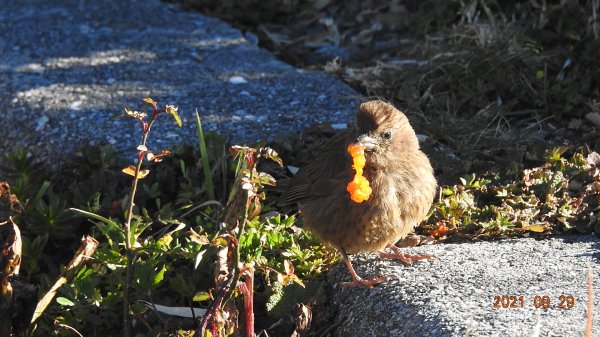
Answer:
329;234;600;336
1;1;599;336
0;0;361;162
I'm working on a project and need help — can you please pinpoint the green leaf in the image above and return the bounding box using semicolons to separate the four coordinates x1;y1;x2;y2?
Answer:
256;172;276;186
545;147;568;162
193;291;211;302
195;109;215;200
33;180;51;202
535;70;545;79
70;208;119;228
153;265;167;286
74;265;93;281
166;105;182;127
194;250;206;269
442;188;455;196
56;297;75;306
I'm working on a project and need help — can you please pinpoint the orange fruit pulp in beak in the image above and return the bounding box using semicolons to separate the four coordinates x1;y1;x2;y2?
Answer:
346;143;372;203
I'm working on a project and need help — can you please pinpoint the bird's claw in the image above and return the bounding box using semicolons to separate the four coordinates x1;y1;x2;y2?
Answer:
340;274;390;288
380;251;436;266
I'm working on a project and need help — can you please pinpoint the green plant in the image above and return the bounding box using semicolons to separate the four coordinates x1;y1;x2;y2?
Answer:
71;97;182;337
421;147;600;239
45;98;335;337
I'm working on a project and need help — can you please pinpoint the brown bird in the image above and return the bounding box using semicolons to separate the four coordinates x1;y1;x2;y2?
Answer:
279;100;437;288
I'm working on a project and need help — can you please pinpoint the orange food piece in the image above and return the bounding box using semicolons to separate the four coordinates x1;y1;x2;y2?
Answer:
346;143;372;203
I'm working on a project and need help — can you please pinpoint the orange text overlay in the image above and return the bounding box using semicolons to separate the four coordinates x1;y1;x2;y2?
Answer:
492;295;575;309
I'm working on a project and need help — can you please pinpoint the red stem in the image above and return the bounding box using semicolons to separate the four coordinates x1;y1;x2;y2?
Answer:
124;117;156;337
239;273;255;337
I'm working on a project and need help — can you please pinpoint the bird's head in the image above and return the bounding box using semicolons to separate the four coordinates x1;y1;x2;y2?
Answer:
353;100;419;157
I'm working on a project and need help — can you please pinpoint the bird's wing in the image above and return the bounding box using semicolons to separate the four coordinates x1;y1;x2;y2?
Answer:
278;132;352;206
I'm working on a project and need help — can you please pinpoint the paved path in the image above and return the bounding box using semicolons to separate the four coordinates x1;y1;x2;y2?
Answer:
0;0;360;162
330;234;599;336
1;1;598;336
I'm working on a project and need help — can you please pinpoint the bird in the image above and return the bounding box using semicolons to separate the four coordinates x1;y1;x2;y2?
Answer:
279;100;437;287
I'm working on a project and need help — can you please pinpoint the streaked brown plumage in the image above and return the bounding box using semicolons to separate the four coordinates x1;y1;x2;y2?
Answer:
280;100;437;287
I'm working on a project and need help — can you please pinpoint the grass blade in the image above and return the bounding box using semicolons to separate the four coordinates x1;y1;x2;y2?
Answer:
70;207;119;227
195;109;215;200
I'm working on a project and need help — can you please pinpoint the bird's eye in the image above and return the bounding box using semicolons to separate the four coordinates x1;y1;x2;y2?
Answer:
381;131;392;140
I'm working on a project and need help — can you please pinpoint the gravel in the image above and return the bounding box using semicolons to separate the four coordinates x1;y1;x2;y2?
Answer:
329;234;599;336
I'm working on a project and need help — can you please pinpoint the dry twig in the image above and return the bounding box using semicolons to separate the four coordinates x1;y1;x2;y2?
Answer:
30;235;99;324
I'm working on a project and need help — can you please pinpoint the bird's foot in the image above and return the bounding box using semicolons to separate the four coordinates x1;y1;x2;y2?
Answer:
339;274;390;288
380;244;436;266
339;249;391;288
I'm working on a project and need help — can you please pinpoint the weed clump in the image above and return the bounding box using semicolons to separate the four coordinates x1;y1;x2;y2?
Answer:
423;147;600;239
0;98;335;337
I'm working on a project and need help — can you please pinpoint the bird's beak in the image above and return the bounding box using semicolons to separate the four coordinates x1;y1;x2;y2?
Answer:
356;134;378;151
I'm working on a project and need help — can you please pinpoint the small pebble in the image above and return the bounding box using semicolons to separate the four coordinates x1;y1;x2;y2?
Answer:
228;76;248;84
35;115;49;131
70;101;83;110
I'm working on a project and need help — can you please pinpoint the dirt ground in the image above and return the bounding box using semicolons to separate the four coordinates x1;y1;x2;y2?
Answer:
177;0;600;184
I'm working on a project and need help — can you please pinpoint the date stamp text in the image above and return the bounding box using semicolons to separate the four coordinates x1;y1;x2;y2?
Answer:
492;295;575;309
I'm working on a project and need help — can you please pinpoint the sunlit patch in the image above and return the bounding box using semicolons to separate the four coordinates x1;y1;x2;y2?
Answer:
45;49;156;69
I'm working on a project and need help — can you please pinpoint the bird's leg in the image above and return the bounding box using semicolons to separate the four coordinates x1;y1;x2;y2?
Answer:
339;249;389;288
379;244;435;266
